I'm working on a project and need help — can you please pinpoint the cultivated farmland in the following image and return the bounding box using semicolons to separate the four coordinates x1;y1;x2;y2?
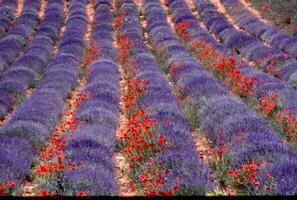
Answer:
0;0;297;196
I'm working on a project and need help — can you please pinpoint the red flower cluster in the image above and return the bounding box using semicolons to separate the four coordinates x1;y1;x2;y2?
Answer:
254;52;287;77
35;160;77;177
39;189;52;196
6;182;15;188
117;34;134;65
257;91;279;116
26;2;96;196
276;110;297;142
189;39;256;97
118;62;175;195
35;92;89;179
187;38;297;145
0;181;16;196
0;185;5;195
227;160;272;188
78;191;92;197
215;144;229;157
118;51;170;182
114;13;124;30
266;59;281;77
122;78;148;111
216;57;256;97
83;43;99;67
137;160;182;196
257;91;297;143
115;25;177;194
175;21;190;43
121;108;165;163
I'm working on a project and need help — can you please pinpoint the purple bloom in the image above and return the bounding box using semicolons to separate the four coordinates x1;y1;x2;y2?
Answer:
0;136;34;185
77;106;118;128
0;120;50;145
221;0;297;58
15;54;47;74
139;150;215;194
63;167;118;196
0;78;26;94
262;158;297;195
122;0;216;194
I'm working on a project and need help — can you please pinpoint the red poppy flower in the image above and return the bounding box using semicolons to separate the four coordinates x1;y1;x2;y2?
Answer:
158;135;166;146
6;181;15;188
253;181;260;186
173;186;179;192
39;189;52;196
261;160;268;167
0;185;6;195
146;190;157;196
264;186;271;191
177;177;182;183
227;170;239;177
79;191;88;196
266;173;273;178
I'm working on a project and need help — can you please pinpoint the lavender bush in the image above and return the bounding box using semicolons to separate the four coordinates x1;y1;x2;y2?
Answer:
144;0;297;195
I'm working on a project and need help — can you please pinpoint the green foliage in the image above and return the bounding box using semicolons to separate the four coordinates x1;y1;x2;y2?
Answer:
183;95;208;130
205;189;226;196
115;139;127;153
14;93;25;105
173;185;207;196
79;66;88;80
152;50;169;74
29;74;41;88
183;98;199;129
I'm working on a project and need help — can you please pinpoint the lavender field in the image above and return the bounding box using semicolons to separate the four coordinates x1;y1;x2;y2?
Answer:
0;0;297;196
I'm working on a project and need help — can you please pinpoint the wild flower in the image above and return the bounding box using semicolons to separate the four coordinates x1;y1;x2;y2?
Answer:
39;189;52;196
276;109;297;142
116;34;134;65
188;37;297;145
114;13;124;30
256;91;297;142
189;39;256;97
139;160;181;196
257;91;279;117
227;160;275;194
78;191;91;197
175;21;190;43
84;44;99;67
0;181;17;196
0;185;6;196
115;24;177;194
6;181;15;188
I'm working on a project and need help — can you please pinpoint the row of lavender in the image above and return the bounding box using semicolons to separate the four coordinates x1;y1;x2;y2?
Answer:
192;0;297;88
0;0;18;38
118;0;215;194
144;0;297;195
0;0;64;120
220;0;297;58
167;0;297;142
0;0;41;76
60;0;119;195
0;0;86;191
